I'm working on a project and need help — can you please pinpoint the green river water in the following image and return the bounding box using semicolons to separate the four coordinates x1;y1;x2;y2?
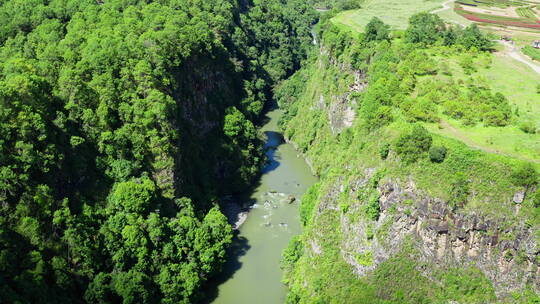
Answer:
208;109;317;304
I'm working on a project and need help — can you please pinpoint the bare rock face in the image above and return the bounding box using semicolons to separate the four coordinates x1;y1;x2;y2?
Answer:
324;68;366;134
333;176;540;298
328;94;356;134
220;198;248;230
513;190;525;204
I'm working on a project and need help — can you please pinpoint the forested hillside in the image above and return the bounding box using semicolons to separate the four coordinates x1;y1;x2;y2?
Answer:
279;14;540;303
0;0;316;302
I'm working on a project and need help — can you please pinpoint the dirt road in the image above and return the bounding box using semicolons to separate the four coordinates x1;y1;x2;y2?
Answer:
499;40;540;75
431;0;454;14
430;1;540;76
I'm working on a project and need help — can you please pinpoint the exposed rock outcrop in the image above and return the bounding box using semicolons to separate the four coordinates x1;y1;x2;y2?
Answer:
326;172;540;298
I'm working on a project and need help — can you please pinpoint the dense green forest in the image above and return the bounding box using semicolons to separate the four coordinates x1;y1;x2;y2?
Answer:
0;0;317;302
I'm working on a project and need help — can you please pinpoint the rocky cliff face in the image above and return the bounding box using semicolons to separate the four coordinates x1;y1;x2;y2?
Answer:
329;169;540;298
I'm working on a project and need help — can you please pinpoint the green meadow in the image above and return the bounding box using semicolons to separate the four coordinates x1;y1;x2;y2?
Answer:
424;49;540;162
331;0;447;31
332;0;540;163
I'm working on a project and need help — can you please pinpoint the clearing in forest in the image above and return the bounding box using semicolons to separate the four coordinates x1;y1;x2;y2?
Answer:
423;48;540;162
331;0;447;31
331;0;540;162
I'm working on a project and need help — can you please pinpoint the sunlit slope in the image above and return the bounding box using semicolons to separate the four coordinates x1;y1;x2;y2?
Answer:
331;0;446;31
332;1;540;162
423;50;540;162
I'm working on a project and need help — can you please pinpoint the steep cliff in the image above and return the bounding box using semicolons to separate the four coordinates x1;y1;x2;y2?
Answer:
278;21;540;303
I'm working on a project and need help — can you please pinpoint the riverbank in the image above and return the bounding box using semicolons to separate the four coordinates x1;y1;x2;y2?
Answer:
205;109;318;304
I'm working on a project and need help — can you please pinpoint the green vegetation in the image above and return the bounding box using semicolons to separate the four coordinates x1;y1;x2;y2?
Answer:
523;45;540;61
379;143;391;159
429;145;448;163
406;13;493;50
331;0;446;31
299;183;322;226
511;162;538;188
394;125;433;164
516;7;537;20
422;49;540;162
364;17;391;42
279;13;540;303
310;0;362;10
0;0;317;302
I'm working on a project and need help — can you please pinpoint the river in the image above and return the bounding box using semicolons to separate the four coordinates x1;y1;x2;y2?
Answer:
207;108;317;304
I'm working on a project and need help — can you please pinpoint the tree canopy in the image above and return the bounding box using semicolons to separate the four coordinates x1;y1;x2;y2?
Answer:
0;0;317;302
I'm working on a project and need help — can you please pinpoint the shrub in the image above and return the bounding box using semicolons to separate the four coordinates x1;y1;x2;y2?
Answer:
511;163;538;188
523;46;540;62
456;24;493;51
379;143;390;160
364;17;389;42
459;54;475;74
394;125;433;163
531;190;540;208
365;192;381;221
406;98;439;122
483;110;508;127
405;13;446;45
282;236;303;272
373;105;394;128
519;121;536;134
300;183;321;226
429;146;447;163
449;172;470;209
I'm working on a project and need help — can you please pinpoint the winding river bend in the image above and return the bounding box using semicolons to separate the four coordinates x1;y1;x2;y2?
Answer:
209;108;317;303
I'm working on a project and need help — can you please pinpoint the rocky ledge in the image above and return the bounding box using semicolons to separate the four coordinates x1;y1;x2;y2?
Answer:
316;171;539;298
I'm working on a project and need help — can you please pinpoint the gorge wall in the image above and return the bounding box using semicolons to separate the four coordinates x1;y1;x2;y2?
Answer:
278;21;540;303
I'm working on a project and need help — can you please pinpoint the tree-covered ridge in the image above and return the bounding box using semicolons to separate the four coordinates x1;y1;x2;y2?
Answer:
0;0;316;302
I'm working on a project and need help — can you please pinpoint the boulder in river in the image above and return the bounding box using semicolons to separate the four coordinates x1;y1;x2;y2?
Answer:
287;195;296;204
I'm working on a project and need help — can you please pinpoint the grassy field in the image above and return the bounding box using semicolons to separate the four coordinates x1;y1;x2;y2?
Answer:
437;0;540;48
523;45;540;60
436;4;474;26
422;49;540;162
330;0;540;163
331;0;446;31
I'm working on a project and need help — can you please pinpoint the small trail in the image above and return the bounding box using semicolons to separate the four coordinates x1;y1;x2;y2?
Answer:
439;120;540;163
498;40;540;75
439;120;499;155
429;1;540;76
431;0;454;14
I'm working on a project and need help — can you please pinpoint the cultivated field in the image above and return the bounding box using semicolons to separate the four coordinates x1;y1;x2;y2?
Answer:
455;0;540;29
331;0;446;31
330;0;540;162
